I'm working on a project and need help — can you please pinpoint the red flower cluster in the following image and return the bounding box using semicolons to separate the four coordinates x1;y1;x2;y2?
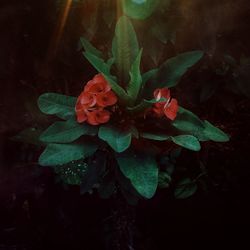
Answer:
75;74;118;125
152;87;178;120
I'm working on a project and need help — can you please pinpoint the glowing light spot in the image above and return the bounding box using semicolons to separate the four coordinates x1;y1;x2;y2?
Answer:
46;0;73;61
132;0;147;4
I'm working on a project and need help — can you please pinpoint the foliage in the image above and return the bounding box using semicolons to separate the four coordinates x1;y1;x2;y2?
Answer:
19;5;230;202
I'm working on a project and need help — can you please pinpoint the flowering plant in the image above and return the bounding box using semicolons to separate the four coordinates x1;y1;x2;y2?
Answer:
37;16;229;201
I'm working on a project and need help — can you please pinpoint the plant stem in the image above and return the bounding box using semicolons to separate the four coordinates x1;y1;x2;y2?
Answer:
107;193;136;250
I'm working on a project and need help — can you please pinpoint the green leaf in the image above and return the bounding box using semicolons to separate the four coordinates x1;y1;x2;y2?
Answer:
38;93;76;120
40;119;98;143
39;142;97;166
160;51;204;88
116;150;158;199
203;120;229;142
172;107;207;141
112;16;139;82
98;125;132;153
83;51;130;105
140;132;169;141
107;57;115;70
158;171;171;188
116;168;141;205
79;37;103;58
122;0;161;20
171;135;201;151
141;68;158;87
83;51;112;76
126;49;143;105
174;178;198;199
144;51;203;97
173;107;229;142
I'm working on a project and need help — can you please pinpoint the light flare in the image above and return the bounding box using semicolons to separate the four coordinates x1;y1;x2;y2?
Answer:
46;0;73;61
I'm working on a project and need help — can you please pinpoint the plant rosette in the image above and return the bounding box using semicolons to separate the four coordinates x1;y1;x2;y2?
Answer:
36;16;229;202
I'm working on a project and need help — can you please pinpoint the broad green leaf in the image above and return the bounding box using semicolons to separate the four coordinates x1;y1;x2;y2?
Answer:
39;142;97;166
79;37;103;58
116;168;141;205
141;68;158;87
40;119;98;143
38;93;76;120
137;68;158;100
107;57;115;71
141;132;169;141
174;178;198;199
112;16;139;82
159;51;204;87
126;49;143;105
172;107;207;141
203;120;229;142
144;51;203;97
83;51;112;76
98;125;132;153
171;135;201;151
83;51;130;104
116;150;158;199
122;0;161;20
173;107;229;142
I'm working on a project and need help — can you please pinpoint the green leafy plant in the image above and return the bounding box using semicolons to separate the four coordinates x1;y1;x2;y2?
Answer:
35;16;229;202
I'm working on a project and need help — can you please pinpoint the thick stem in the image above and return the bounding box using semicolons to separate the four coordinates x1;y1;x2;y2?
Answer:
107;193;136;250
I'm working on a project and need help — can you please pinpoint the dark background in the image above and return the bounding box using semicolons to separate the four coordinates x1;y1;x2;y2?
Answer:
0;0;250;249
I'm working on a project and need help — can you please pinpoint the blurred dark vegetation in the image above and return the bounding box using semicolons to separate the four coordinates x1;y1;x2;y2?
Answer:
0;0;250;249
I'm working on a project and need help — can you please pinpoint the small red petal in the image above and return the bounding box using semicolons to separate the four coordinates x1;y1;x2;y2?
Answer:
164;98;178;120
76;110;87;123
79;92;96;107
87;111;99;125
153;107;164;117
95;109;110;124
160;88;171;99
96;91;118;107
153;88;170;101
93;74;111;92
84;80;95;92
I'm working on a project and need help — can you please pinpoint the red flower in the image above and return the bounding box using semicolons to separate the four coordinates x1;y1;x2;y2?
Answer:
163;98;178;120
152;87;178;121
76;109;88;123
77;92;96;107
75;73;117;125
96;91;118;107
84;74;111;94
86;109;110;125
154;88;170;101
